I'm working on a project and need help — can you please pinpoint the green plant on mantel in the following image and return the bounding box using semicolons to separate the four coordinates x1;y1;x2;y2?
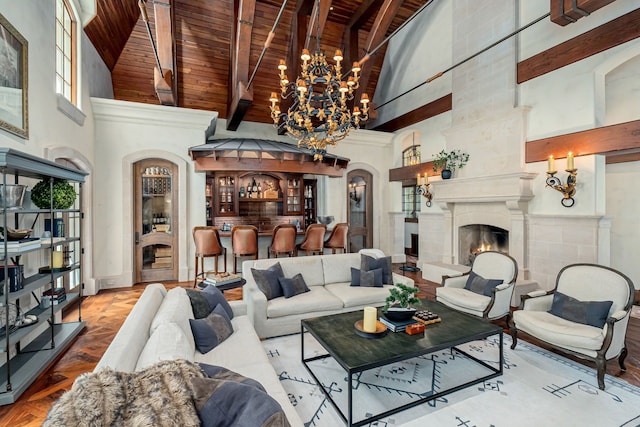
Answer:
432;149;470;173
31;179;77;209
383;283;420;311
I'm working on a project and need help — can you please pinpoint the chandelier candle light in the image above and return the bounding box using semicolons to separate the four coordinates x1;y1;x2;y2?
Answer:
546;152;577;207
416;173;432;207
269;1;370;160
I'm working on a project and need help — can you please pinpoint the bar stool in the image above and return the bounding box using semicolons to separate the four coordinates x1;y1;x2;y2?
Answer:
193;226;226;287
324;223;349;254
268;224;297;258
231;225;259;273
296;223;326;256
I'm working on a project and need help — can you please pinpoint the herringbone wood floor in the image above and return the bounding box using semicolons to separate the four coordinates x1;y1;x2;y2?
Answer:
0;267;638;426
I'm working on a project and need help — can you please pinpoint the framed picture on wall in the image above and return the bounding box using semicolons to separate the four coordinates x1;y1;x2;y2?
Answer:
0;12;28;139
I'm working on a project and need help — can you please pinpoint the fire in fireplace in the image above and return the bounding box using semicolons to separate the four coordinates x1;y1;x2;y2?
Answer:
458;224;509;266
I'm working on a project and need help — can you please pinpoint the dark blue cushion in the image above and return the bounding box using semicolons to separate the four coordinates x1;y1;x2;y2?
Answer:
201;284;234;319
361;255;393;285
189;305;233;354
278;273;310;298
464;271;504;297
250;263;284;300
185;289;214;319
549;291;613;328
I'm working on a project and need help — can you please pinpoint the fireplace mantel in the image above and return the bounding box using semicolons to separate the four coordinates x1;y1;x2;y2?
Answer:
431;172;538;204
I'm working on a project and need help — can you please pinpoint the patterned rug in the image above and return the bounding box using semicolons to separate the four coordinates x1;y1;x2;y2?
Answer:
262;332;640;427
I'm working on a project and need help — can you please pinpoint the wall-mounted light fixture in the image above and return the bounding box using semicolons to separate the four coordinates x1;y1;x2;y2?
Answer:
349;182;361;207
546;152;577;208
416;173;432;207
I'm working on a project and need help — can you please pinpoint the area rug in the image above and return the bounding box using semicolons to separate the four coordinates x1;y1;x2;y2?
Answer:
262;332;640;426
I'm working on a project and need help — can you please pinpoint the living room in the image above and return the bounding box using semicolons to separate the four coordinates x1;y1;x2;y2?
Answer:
0;0;639;425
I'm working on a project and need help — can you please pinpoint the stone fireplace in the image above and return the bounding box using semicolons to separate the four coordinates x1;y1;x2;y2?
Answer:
458;224;509;266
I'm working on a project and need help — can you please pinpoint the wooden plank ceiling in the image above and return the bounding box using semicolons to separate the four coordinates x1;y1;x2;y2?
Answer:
84;0;429;130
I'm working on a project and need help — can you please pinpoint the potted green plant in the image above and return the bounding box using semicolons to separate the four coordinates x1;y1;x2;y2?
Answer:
30;179;77;209
432;149;470;179
382;283;421;321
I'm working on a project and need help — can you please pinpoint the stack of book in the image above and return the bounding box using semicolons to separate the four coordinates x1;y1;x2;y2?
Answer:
4;237;41;252
378;315;419;333
151;247;172;269
42;287;67;305
204;273;243;287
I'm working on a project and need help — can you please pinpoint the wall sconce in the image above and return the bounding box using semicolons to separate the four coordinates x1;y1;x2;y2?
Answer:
349;182;361;207
546;152;577;208
416;173;432;207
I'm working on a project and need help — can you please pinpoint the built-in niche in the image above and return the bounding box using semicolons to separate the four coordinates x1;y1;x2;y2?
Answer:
458;224;509;266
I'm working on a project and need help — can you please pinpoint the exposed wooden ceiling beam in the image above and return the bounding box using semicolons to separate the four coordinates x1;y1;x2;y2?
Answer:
227;0;257;131
342;0;383;66
153;0;176;105
305;0;332;50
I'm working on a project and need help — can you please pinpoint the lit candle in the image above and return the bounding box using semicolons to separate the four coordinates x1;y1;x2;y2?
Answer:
424;174;429;184
416;173;420;183
567;151;574;170
363;306;377;333
52;251;63;269
547;155;555;173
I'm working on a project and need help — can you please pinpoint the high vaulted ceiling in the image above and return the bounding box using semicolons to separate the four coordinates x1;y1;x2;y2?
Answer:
84;0;430;131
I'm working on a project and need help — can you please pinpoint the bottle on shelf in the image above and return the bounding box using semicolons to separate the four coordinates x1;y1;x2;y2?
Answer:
257;182;262;198
251;178;258;198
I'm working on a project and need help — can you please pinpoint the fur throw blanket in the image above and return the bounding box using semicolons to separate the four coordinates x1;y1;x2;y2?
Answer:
43;359;205;427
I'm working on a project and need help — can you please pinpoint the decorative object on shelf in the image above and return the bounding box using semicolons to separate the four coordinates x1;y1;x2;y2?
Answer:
349;182;361;207
30;179;77;209
0;226;32;240
0;303;20;336
354;319;387;339
382;283;420;321
0;184;27;209
415;173;432;207
0;12;28;139
432;149;470;179
44;218;65;237
546;153;577;208
0;264;24;292
268;0;369;161
403;132;421;166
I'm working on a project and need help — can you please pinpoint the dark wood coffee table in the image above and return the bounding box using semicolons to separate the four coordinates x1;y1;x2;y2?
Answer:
196;278;245;292
301;300;503;427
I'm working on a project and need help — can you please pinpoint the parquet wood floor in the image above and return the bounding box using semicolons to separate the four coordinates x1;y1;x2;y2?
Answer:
0;270;637;426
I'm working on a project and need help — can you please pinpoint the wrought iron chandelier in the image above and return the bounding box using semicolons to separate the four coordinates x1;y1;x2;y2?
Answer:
269;0;370;161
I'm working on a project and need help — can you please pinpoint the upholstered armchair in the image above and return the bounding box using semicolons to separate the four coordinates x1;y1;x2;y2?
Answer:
510;263;634;390
435;251;518;324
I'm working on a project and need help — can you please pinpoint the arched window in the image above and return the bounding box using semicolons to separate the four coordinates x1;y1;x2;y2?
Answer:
402;132;420;166
56;0;77;104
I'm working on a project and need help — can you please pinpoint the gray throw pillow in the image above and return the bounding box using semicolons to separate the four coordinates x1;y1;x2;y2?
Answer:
185;288;214;319
278;273;310;298
189;305;233;354
201;285;234;319
194;364;291;427
351;267;383;287
251;263;285;300
360;254;393;285
549;291;613;328
464;271;504;297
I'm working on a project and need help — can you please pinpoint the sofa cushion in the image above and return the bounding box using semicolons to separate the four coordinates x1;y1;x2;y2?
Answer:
185;289;214;319
279;257;325;287
322;253;361;285
201;285;234;319
464;271;504;297
251;263;285;300
350;267;383;287
190;305;234;354
135;322;194;371
326;283;396;308
278;273;310;298
361;254;393;285
266;287;343;318
549;291;613;329
194;364;290;427
151;287;196;354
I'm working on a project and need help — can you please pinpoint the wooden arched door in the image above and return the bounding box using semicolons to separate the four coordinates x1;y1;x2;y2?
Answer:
347;169;373;252
134;159;179;283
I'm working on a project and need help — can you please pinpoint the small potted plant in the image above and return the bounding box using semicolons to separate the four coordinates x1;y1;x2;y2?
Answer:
432;149;470;179
382;283;421;321
30;179;77;209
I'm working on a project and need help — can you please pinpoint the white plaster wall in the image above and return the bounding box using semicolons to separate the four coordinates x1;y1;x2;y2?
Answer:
607;161;640;290
604;55;640;125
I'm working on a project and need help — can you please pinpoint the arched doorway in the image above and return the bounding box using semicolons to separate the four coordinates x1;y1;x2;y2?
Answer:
134;158;179;282
347;169;373;252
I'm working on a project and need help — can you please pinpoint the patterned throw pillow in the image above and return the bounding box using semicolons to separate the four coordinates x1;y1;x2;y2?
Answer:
278;273;310;298
463;271;503;297
548;291;613;328
251;263;285;300
189;305;233;354
360;254;393;285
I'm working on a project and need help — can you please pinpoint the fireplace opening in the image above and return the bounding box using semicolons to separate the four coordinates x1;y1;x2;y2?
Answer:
458;224;509;266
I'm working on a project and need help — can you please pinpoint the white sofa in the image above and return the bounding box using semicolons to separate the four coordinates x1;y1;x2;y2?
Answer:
95;283;303;427
243;252;415;338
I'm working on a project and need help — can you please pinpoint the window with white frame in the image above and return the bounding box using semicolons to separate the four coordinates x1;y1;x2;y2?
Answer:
402;185;420;218
56;0;76;104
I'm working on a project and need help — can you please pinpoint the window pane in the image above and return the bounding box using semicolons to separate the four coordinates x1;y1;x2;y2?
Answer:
64;58;71;82
64;83;71;99
56;48;63;75
56;0;63;20
64;8;71;30
56;75;64;94
64;33;71;56
56;22;63;46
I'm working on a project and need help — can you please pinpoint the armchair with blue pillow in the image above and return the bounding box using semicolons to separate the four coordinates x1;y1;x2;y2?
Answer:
510;263;634;390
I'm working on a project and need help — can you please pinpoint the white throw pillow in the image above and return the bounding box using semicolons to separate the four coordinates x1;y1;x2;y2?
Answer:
150;287;196;354
135;322;194;371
